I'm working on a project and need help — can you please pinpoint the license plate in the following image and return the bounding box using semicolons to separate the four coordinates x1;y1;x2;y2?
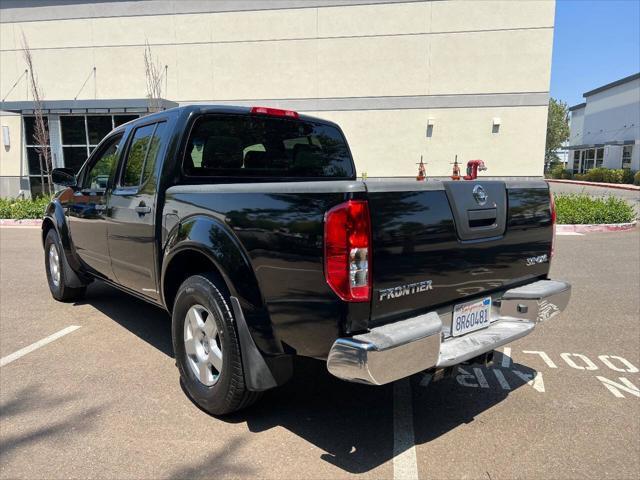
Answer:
452;297;492;337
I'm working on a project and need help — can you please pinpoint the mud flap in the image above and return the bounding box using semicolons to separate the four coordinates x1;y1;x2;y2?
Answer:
60;244;89;288
230;296;278;392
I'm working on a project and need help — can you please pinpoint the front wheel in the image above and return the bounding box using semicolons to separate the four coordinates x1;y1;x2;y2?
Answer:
44;229;86;302
172;274;261;415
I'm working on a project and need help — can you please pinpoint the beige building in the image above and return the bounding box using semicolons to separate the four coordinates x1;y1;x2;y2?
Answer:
0;0;555;197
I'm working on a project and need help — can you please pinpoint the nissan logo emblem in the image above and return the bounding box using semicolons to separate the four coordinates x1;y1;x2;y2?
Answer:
473;185;488;206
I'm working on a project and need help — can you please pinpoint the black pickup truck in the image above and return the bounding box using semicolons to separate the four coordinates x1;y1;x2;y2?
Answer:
43;105;571;415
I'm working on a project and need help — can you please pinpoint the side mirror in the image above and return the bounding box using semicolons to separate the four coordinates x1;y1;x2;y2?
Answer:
51;168;77;188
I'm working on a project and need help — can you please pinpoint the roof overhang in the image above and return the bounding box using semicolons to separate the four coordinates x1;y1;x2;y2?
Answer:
583;72;640;97
0;98;178;115
567;140;635;150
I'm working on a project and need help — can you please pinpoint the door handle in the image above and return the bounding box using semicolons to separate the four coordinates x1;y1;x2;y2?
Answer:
135;205;152;214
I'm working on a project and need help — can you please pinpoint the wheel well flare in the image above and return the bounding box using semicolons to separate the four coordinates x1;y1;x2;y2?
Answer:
163;249;228;311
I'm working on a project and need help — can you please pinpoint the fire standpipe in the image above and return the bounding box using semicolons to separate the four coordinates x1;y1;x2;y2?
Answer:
463;159;487;180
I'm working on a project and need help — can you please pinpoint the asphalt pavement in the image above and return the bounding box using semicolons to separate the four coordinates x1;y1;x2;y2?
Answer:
1;226;638;480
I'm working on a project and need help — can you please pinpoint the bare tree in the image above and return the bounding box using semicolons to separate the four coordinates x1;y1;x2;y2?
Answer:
21;32;52;196
144;41;164;113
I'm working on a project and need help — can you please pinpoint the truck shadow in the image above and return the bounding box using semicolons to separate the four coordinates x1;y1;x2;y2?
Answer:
77;281;174;358
78;282;536;475
223;355;536;474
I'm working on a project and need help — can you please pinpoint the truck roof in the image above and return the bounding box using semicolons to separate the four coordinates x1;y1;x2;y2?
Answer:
116;104;340;131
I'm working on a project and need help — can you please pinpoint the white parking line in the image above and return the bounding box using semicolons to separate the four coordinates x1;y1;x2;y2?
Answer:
393;379;419;480
557;232;584;236
501;347;512;368
0;326;81;367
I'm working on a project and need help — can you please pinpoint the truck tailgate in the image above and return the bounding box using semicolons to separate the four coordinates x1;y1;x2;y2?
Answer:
366;179;553;326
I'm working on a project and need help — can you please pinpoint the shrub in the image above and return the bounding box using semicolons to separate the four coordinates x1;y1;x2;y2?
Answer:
606;169;625;183
563;168;638;184
554;194;635;224
621;169;635;184
0;196;51;219
560;169;574;179
584;167;606;182
635;171;640;186
549;164;565;179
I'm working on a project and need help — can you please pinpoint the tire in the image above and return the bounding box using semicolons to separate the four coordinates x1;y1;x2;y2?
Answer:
44;229;86;302
172;273;262;415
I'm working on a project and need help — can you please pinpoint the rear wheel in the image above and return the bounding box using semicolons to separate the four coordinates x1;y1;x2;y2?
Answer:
172;274;261;415
44;229;86;302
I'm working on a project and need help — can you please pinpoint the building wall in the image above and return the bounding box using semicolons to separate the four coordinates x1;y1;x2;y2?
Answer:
0;0;555;178
0;111;25;197
568;107;585;146
581;78;640;147
568;76;640;172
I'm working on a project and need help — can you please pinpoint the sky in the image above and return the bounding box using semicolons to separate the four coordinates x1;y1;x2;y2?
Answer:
550;0;640;107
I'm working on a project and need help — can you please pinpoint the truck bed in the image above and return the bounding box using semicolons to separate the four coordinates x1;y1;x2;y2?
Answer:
164;177;553;359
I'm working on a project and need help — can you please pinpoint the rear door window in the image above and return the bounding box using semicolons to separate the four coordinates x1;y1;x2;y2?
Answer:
119;122;166;188
183;114;355;179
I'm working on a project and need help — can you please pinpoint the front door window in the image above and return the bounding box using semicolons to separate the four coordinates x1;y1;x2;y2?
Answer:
82;135;122;192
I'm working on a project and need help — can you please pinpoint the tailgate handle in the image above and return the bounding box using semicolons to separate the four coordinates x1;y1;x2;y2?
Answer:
468;208;497;228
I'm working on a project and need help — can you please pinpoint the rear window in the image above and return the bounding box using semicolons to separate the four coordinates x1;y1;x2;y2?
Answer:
183;114;355;179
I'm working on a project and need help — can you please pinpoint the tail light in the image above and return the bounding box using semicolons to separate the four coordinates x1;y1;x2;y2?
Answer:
324;200;371;302
250;106;299;119
550;193;557;259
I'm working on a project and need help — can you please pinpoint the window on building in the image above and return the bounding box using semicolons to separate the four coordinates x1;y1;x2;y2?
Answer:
61;116;86;145
60;114;139;175
572;150;580;174
596;148;604;168
582;149;596;173
23;116;52;198
87;116;113;144
622;146;633;169
114;115;138;128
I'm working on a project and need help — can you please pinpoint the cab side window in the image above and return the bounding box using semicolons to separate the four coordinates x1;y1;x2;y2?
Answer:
82;134;123;192
119;122;167;189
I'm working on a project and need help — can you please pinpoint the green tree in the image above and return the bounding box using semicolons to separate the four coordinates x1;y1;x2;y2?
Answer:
545;98;570;163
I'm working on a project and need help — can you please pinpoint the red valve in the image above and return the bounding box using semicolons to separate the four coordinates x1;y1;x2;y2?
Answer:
463;159;487;180
451;156;461;180
416;156;427;181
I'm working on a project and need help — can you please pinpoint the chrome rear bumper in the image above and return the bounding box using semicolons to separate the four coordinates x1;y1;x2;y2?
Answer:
327;279;571;385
